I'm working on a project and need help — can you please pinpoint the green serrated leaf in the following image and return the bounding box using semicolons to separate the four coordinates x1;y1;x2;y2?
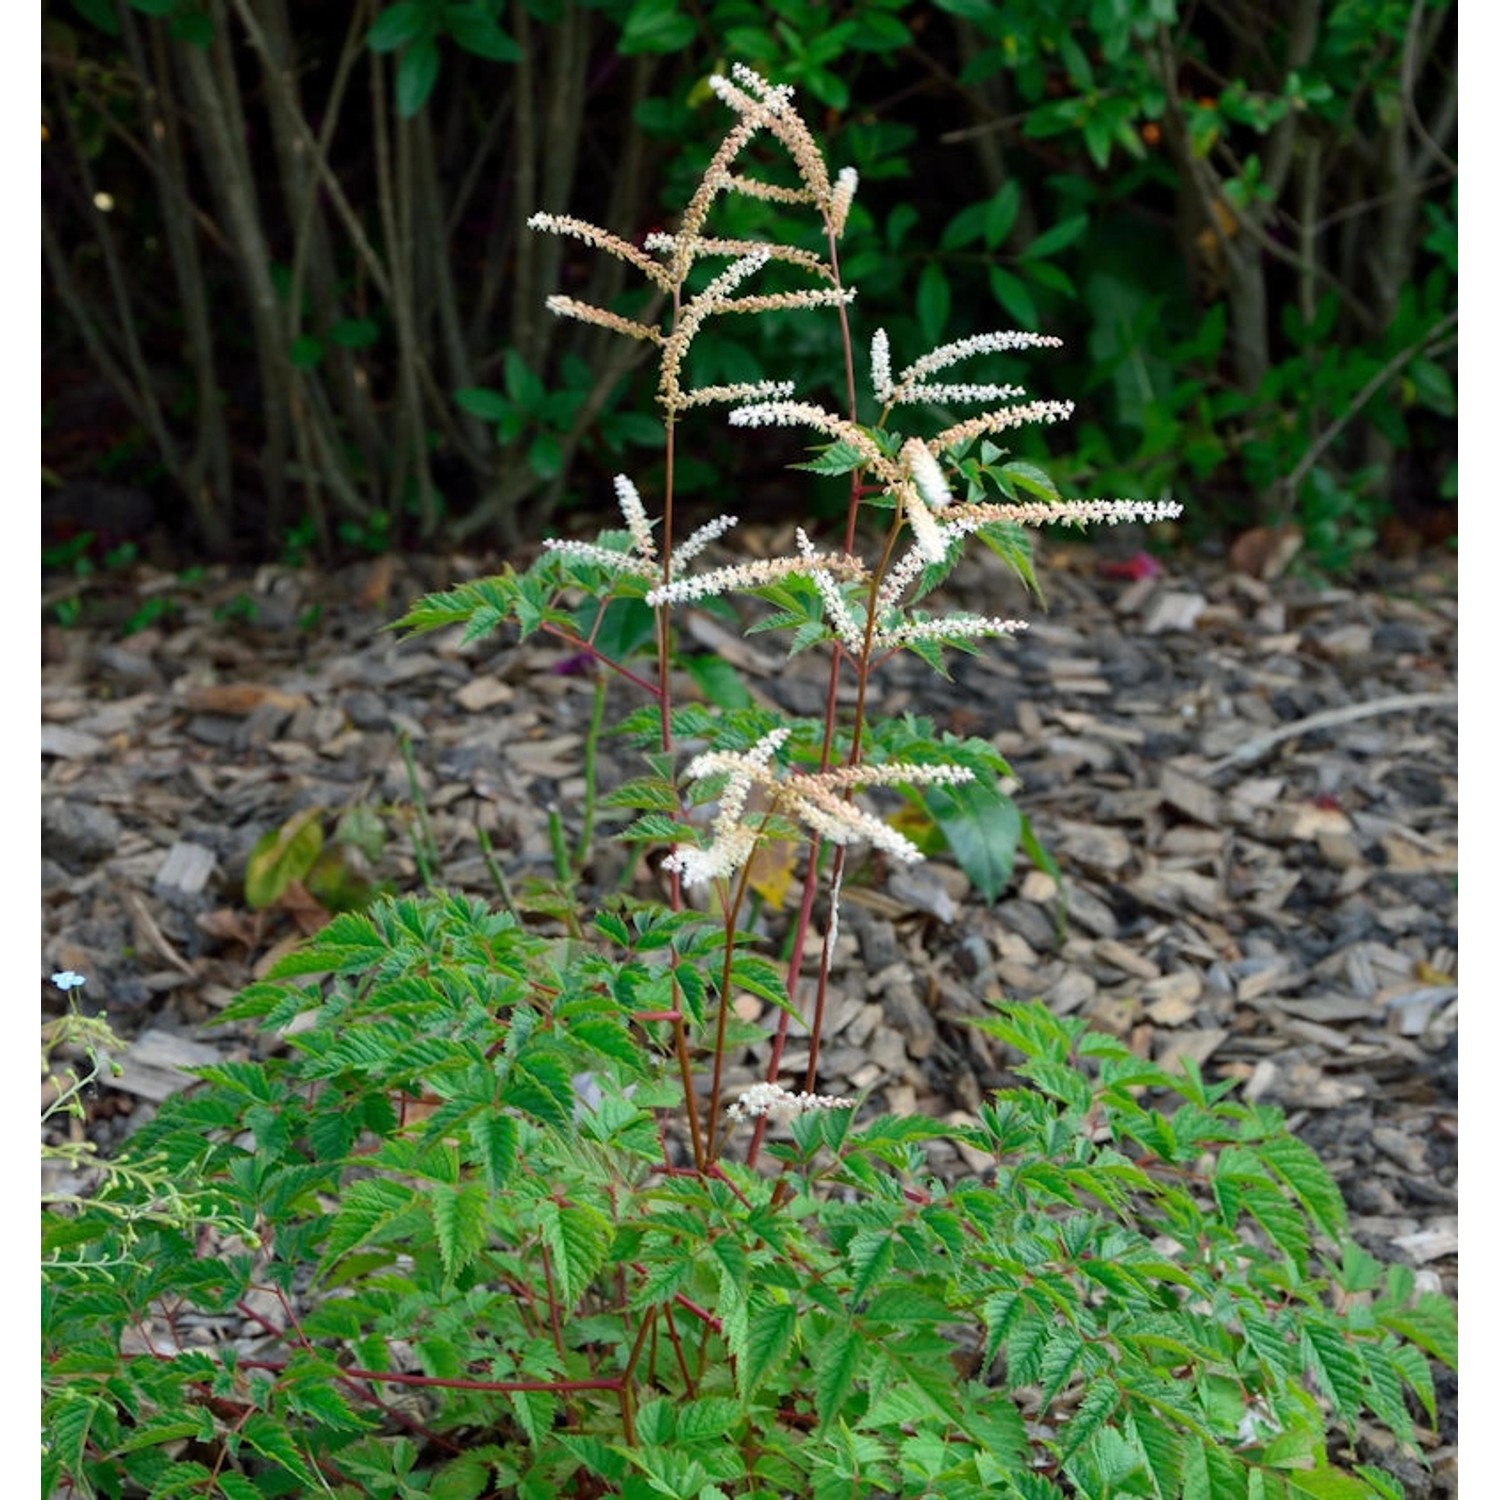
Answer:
1255;1132;1347;1240
728;956;800;1020
684;653;753;710
921;772;1020;905
237;1412;318;1488
1300;1322;1365;1424
429;1180;490;1282
537;1200;613;1305
812;1324;861;1433
788;439;869;476
737;1298;796;1400
600;777;682;813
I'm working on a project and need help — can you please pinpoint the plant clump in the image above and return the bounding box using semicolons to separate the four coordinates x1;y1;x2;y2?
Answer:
43;65;1452;1500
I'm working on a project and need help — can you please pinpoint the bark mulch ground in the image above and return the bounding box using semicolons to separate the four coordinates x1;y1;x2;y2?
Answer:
41;532;1458;1489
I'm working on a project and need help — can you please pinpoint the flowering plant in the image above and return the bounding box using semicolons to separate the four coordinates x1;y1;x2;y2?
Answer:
42;67;1451;1499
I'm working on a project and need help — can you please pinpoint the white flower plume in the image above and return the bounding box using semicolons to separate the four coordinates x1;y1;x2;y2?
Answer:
662;731;975;887
543;475;738;583
727;1082;857;1123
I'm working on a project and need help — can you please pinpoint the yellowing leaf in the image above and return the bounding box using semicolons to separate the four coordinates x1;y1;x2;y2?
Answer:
244;808;324;910
745;839;796;910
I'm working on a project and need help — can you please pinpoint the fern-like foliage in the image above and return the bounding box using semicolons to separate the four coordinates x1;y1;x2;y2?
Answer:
44;908;1451;1497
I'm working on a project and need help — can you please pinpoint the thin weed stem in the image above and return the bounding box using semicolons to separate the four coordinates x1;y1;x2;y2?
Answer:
572;667;608;874
475;825;521;919
398;731;440;886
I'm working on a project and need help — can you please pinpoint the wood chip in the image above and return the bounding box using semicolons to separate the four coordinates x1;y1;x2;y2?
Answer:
1143;971;1203;1025
154;841;218;898
41;725;105;759
1268;801;1354;841
505;734;582;775
1158;764;1222;825
1141;591;1207;634
454;676;514;712
1391;1220;1458;1264
1093;940;1160;981
1055;820;1133;873
184;682;307;716
113;1028;224;1102
1155;1027;1228;1071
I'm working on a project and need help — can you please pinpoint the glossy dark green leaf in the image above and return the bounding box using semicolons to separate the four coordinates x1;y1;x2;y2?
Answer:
367;0;431;52
395;36;441;117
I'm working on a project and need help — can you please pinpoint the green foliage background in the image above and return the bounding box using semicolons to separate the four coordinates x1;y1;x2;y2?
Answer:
44;0;1454;568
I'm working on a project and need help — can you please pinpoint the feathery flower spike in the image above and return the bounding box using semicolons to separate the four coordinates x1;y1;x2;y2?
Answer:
903;439;953;512
896;330;1064;391
870;328;893;404
663;733;974;886
933;399;1075;452
903;484;950;566
613;474;656;562
797;527;866;653
527;213;674;290
829;166;859;236
727;1083;857;1123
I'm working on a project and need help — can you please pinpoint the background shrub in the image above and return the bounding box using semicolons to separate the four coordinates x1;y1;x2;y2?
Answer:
43;0;1454;567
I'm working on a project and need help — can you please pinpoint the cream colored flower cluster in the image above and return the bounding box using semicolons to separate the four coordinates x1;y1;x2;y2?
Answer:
531;63;863;422
871;327;1042;408
726;1082;858;1123
661;729;975;887
542;475;738;582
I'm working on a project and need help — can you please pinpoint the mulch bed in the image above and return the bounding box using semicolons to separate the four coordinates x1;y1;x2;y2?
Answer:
41;532;1458;1488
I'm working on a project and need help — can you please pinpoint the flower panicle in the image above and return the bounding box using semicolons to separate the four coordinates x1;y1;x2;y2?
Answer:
723;174;815;206
645;544;866;609
712;63;795;116
726;1082;857;1123
712;287;857;318
544;475;737;582
829;166;859;236
674;380;796;410
816;760;976;792
695;248;773;309
902;483;951;566
875;541;936;615
613;474;656;562
875;613;1030;650
541;537;658;576
527;212;674;290
544;295;662;344
708;65;831;207
727;400;882;461
902;439;953;512
646;235;834;282
898;329;1065;389
797;527;866;652
943;498;1185;534
871;328;893;404
674;514;740;567
664;730;975;886
932;399;1076;452
900;381;1028;406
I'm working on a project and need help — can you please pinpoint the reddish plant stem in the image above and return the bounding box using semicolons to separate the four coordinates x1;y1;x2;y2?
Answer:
538;620;660;697
747;216;866;1170
661;1302;696;1396
672;1012;707;1172
539;1241;566;1358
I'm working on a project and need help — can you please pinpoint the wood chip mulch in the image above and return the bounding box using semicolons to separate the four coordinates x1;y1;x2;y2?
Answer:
41;533;1458;1487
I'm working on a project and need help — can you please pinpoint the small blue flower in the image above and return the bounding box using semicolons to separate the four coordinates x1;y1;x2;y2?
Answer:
51;970;87;992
